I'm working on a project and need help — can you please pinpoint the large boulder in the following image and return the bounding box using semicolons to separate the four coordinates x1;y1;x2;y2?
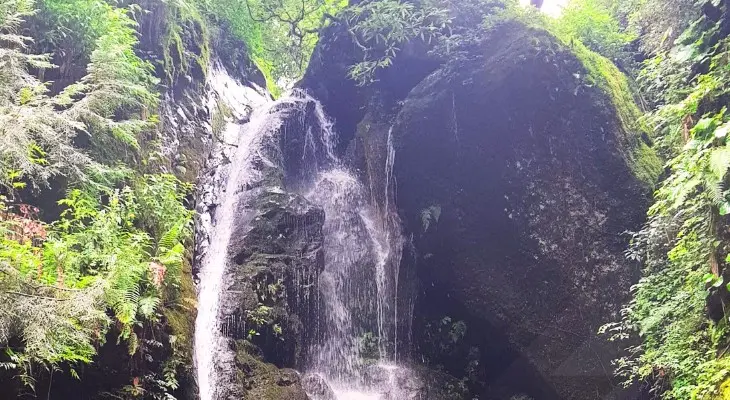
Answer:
298;20;659;399
391;23;656;399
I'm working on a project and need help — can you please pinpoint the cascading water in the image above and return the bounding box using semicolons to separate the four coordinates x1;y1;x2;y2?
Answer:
295;95;412;399
195;69;318;399
195;80;414;400
195;64;269;400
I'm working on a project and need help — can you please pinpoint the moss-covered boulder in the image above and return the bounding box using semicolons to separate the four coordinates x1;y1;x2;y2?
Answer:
297;18;659;399
232;340;310;400
391;22;655;399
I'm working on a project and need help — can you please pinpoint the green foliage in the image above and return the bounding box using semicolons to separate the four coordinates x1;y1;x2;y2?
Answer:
244;304;281;340
0;173;192;391
60;3;159;159
159;0;210;83
1;1;191;395
623;0;701;54
423;316;467;357
344;0;451;84
553;0;634;61
601;1;730;398
0;0;90;189
1;0;159;189
202;0;346;91
34;0;115;71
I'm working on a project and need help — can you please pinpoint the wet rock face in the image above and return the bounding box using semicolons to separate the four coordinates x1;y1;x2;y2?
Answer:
223;189;324;368
392;24;649;399
301;373;337;400
197;115;325;399
298;21;652;400
233;341;311;400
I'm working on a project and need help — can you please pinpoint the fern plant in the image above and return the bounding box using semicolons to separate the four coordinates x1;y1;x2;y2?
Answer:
601;1;730;397
0;0;91;190
59;3;159;161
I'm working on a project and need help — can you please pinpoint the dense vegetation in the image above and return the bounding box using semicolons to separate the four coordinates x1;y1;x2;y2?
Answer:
0;0;195;396
0;0;349;396
4;0;730;398
598;0;730;398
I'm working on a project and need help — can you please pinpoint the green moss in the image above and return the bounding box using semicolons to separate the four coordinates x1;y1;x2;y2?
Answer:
630;141;663;189
211;101;233;140
161;0;211;83
252;56;281;99
555;34;662;188
163;259;197;377
718;378;730;399
496;9;662;188
233;340;293;399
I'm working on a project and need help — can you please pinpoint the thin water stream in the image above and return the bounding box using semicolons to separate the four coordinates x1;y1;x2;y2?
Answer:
195;81;412;399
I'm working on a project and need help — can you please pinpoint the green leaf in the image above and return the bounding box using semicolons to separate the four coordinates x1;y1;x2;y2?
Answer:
714;122;730;139
709;147;730;179
719;202;730;216
692;117;716;137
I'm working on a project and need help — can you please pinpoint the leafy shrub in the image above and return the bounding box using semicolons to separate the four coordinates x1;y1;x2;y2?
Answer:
344;0;452;84
0;0;90;189
601;1;730;398
553;0;634;61
0;173;193;390
0;1;191;395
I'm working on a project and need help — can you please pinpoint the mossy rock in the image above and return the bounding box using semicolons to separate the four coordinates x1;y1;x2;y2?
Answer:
234;340;309;400
548;26;663;188
390;21;652;399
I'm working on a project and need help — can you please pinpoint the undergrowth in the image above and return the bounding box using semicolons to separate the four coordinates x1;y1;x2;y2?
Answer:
1;0;194;397
598;0;730;398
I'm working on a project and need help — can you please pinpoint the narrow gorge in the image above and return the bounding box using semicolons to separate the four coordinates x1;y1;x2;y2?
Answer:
2;0;730;399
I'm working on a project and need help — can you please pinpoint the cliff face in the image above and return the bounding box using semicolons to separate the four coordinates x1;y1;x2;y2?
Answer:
296;20;657;399
0;5;270;398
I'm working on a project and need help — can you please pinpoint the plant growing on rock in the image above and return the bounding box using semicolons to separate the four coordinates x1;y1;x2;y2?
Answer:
600;1;730;398
0;0;194;396
344;0;452;84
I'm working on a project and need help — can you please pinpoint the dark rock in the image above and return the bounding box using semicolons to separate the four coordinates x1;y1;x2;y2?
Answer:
233;341;310;400
301;373;337;400
297;19;657;400
220;187;324;368
391;23;654;399
197;86;325;399
277;368;302;386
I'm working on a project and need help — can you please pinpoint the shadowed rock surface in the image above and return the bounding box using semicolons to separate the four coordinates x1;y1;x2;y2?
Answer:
296;20;656;399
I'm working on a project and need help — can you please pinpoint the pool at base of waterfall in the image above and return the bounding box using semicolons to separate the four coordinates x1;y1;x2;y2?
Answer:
304;363;422;400
331;389;382;400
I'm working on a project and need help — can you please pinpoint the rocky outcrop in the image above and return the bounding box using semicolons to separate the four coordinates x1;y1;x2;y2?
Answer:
298;20;658;400
393;23;654;399
195;86;329;398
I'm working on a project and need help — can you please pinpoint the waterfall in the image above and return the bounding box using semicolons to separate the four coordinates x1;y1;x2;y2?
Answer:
195;81;412;399
195;64;269;400
195;72;315;400
296;95;411;399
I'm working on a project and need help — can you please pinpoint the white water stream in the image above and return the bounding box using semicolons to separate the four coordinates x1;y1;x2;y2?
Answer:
195;75;412;399
195;64;271;400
